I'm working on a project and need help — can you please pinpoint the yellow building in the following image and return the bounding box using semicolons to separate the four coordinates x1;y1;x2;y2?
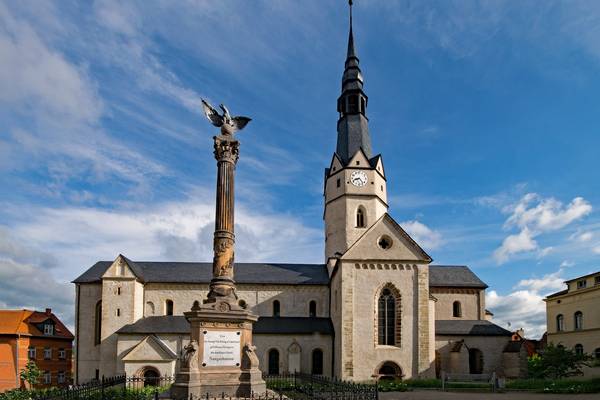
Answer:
545;271;600;359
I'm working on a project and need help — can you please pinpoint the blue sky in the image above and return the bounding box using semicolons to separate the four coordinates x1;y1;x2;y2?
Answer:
1;1;599;338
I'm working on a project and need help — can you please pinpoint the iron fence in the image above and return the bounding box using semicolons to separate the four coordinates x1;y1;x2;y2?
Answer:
264;372;378;400
20;373;376;400
28;375;174;400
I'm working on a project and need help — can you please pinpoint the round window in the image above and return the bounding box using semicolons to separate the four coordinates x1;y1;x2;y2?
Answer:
378;235;393;250
238;299;247;309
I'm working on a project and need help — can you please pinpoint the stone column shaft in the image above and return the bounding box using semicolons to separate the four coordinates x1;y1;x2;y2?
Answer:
207;135;239;302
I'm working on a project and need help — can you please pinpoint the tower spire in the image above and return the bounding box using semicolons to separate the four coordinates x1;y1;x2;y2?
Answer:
347;0;356;60
336;0;372;165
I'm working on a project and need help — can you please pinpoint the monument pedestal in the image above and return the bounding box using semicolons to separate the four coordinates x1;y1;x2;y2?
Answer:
170;299;266;399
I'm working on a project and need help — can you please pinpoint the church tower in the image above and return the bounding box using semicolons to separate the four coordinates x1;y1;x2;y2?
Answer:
324;3;388;260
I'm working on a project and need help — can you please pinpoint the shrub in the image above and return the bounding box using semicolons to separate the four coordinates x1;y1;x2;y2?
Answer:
377;379;409;392
528;343;591;379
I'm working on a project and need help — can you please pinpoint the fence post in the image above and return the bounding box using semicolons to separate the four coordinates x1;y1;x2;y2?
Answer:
441;371;445;392
101;375;105;400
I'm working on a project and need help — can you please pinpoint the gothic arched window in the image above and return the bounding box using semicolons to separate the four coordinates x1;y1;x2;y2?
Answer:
165;299;174;316
309;301;317;317
378;288;396;346
556;314;564;332
356;207;365;228
453;301;462;318
94;301;102;345
273;300;281;317
574;311;583;330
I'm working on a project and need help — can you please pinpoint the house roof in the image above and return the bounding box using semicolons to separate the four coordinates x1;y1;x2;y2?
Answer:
435;320;511;336
74;259;487;289
117;316;334;335
253;317;333;335
0;309;73;339
74;261;330;285
545;289;569;299
429;266;488;289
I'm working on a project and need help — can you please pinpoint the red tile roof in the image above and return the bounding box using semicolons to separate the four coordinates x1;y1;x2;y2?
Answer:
0;309;73;339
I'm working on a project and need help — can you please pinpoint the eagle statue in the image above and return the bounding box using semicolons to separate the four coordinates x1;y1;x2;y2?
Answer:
201;99;251;136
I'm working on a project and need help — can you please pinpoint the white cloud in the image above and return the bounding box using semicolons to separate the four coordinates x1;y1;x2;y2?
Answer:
515;270;565;294
0;228;73;328
487;264;571;339
559;260;574;268
0;3;166;191
593;246;600;255
400;220;443;251
493;228;537;264
505;194;592;232
486;289;547;339
493;193;592;264
574;231;594;242
9;193;323;281
1;194;324;329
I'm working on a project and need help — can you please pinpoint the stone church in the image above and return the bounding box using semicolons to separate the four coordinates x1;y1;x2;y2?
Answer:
73;10;519;385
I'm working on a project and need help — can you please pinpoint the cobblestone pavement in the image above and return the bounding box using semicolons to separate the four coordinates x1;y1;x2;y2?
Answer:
379;390;599;400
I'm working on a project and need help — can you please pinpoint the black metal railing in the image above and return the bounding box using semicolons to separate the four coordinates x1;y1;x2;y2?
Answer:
20;373;376;400
28;375;174;400
265;372;378;400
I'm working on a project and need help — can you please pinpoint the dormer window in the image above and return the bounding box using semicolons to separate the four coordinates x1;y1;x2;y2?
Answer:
577;280;587;289
43;324;54;336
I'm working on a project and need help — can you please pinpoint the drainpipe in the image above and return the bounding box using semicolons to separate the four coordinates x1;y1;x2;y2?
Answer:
76;284;81;384
15;333;20;388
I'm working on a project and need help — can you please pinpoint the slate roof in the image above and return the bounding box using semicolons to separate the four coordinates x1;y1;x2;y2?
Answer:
546;289;568;299
117;316;333;335
253;317;333;335
74;260;488;289
436;320;511;336
429;266;488;288
73;261;330;285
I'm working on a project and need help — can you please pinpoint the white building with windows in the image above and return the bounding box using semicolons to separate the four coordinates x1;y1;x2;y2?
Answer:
73;8;518;384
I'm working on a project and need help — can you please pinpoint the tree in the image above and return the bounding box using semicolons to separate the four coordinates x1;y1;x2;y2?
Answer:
20;360;41;389
529;343;591;379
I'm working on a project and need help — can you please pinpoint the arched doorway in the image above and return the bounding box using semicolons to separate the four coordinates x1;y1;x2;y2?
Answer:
135;366;160;387
468;348;483;374
377;361;402;380
268;349;280;375
312;349;323;375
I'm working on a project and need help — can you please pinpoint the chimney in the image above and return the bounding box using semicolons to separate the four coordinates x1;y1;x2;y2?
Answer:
45;308;52;315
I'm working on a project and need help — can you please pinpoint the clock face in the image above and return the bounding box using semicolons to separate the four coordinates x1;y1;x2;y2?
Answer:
350;171;368;187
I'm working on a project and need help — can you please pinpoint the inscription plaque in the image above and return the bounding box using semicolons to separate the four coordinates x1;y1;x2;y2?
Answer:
202;331;241;367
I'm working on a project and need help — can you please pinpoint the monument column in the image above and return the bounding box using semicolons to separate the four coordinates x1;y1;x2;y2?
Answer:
170;101;265;399
207;134;239;302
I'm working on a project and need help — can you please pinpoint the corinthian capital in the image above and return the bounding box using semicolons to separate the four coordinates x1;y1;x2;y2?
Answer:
213;136;240;164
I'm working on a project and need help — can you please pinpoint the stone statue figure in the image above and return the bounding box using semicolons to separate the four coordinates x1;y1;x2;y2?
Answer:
182;340;199;370
201;99;251;136
241;344;260;370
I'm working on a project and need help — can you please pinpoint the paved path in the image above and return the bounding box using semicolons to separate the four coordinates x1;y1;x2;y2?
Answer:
379;390;599;400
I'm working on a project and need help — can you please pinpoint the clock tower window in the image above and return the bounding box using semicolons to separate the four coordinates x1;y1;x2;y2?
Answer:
356;207;366;228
